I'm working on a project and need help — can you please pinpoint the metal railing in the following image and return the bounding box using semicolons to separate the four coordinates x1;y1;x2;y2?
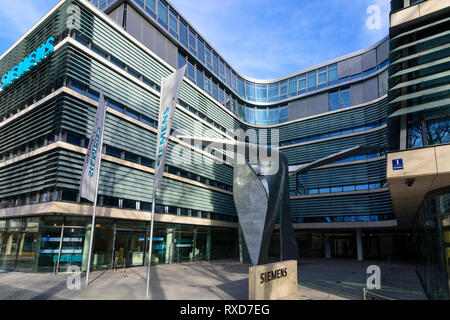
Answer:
363;288;396;300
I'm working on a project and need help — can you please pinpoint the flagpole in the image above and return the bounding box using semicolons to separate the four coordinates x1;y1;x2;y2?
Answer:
85;92;106;287
85;167;101;287
146;190;156;297
145;66;186;297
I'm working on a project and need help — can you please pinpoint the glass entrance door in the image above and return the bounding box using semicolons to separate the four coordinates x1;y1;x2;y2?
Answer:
330;234;355;258
114;231;145;268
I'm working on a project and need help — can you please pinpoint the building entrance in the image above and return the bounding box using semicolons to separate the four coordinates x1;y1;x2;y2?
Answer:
330;234;355;258
114;231;146;268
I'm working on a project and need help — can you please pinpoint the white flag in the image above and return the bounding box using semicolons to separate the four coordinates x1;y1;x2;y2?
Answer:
153;65;187;194
80;92;107;202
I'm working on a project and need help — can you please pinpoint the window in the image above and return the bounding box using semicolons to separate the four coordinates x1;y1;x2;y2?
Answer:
238;78;245;97
204;46;212;70
328;64;338;83
107;99;124;112
124;151;138;163
329;91;339;111
62;189;78;202
226;66;231;87
298;75;306;93
103;195;119;207
318;67;327;85
219;60;225;82
340;88;350;107
218;87;224;103
141;157;154;167
278;82;286;100
329;87;351;110
70;79;85;95
169;10;178;38
245;106;256;124
87;89;100;101
145;2;156;18
178;52;186;68
204;77;211;95
245;82;256;101
212;82;218;100
179;19;188;47
168;206;178;215
212;53;219;75
188;29;196;55
157;0;168;28
92;45;108;59
110;55;125;69
66;133;83;146
187;61;195;82
125;108;139;120
196;68;203;89
180;208;189;216
106;145;121;158
197;38;204;62
134;0;144;8
231;72;237;92
426;116;450;146
256;85;267;102
307;71;316;90
256;108;267;125
122;199;137;210
279;106;288;123
268;107;279;125
288;78;297;97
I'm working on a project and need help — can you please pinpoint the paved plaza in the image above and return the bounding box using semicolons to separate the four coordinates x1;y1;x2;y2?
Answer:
0;258;427;300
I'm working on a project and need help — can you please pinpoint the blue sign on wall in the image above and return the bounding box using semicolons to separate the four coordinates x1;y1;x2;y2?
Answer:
392;159;404;170
1;37;55;89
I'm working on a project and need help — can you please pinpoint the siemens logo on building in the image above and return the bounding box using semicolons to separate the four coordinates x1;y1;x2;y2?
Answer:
1;37;55;89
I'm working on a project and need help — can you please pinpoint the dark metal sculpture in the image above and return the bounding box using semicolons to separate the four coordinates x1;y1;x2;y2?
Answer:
177;134;384;267
234;150;298;266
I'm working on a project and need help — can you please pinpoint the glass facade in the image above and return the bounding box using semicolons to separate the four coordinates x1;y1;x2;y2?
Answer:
0;216;238;273
413;187;450;299
407;106;450;149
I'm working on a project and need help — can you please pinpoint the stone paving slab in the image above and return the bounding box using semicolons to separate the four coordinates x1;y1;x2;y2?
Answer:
0;258;426;300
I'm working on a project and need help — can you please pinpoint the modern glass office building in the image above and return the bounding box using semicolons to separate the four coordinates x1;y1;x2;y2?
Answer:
0;0;447;293
387;0;450;299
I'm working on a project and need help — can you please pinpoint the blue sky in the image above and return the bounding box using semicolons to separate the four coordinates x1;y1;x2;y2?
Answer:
0;0;390;79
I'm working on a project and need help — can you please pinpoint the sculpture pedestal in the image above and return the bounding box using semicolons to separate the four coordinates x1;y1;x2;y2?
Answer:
248;260;298;300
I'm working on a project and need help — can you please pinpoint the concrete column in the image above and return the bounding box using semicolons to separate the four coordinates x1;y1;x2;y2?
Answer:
82;227;92;272
5;234;13;255
165;227;174;264
356;229;363;261
206;229;211;261
325;236;331;259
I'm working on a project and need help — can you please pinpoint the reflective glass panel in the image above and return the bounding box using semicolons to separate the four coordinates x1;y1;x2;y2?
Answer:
307;72;316;89
197;38;204;62
158;0;168;26
268;107;279;124
268;83;279;102
179;19;187;47
245;107;256;124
